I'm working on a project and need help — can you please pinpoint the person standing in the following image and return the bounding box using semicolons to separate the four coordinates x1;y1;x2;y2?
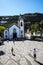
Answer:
33;48;36;61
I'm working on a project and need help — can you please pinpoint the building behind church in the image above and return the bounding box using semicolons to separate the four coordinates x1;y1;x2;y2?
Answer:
4;15;24;40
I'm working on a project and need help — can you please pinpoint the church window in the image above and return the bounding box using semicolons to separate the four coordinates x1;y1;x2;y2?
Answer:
21;22;23;26
13;28;16;33
21;31;23;34
5;31;7;34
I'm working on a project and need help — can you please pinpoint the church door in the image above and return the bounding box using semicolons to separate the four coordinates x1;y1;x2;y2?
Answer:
13;32;17;39
13;28;17;39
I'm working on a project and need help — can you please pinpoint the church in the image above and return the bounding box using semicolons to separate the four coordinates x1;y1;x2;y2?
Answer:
4;15;24;40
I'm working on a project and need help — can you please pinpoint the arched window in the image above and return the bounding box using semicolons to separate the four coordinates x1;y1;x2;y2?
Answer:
21;22;23;26
13;28;16;33
5;31;7;34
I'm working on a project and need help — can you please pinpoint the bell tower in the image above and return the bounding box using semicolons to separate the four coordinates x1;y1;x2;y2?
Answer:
18;15;24;38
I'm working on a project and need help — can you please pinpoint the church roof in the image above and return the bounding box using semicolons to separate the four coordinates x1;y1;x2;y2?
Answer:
4;23;20;31
9;23;20;28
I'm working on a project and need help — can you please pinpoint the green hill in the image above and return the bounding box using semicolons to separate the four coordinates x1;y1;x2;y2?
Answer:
0;13;43;32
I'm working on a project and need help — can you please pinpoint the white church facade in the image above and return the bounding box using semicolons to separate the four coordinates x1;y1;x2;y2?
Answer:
4;15;24;40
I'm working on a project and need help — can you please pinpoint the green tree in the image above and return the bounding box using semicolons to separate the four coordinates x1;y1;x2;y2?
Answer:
40;20;43;30
31;23;39;32
0;26;5;36
40;20;43;36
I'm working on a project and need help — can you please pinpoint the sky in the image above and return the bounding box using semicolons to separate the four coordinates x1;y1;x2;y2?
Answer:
0;0;43;16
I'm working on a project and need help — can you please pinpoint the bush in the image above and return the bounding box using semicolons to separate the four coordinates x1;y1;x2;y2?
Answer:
0;26;5;36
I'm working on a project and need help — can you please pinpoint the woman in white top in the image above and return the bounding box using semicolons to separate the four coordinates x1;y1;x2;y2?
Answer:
33;48;36;60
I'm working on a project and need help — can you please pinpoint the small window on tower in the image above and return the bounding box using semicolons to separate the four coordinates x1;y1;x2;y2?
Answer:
21;31;23;33
21;22;23;26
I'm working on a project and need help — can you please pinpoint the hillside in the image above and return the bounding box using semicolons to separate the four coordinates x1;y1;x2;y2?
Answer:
0;13;43;30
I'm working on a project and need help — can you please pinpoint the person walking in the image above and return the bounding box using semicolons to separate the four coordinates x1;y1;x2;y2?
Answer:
11;47;13;55
11;47;15;56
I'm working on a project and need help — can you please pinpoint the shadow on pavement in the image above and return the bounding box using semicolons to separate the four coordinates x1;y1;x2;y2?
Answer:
0;43;4;46
0;42;4;46
0;62;4;65
24;56;32;65
12;53;15;56
35;60;43;65
0;51;5;56
28;53;34;59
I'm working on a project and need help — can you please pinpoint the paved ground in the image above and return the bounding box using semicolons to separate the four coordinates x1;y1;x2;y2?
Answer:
0;40;43;65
